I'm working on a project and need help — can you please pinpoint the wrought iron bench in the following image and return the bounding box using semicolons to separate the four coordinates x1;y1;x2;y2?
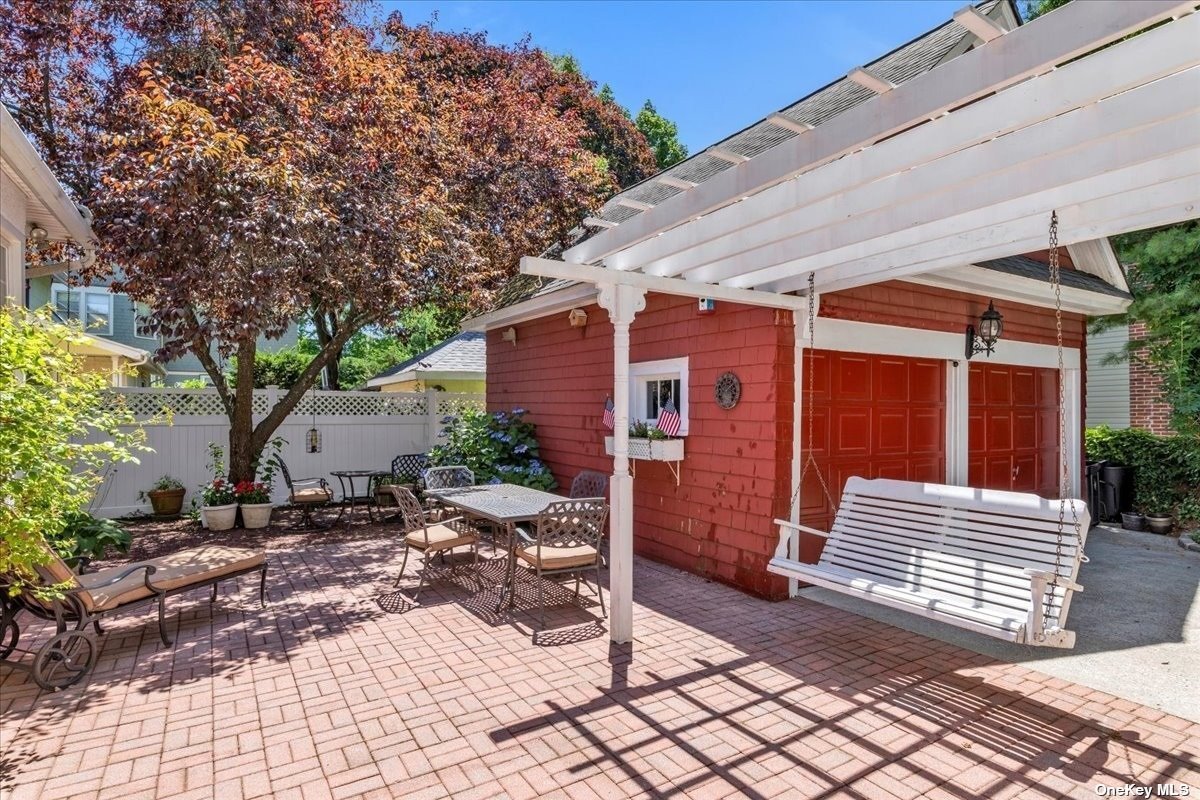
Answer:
1;545;268;690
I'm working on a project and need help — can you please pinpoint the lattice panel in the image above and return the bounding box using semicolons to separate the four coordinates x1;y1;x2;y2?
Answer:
310;392;425;416
107;388;480;419
108;390;228;418
437;394;485;418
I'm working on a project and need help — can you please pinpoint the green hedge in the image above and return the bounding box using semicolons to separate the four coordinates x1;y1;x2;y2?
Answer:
1085;426;1200;522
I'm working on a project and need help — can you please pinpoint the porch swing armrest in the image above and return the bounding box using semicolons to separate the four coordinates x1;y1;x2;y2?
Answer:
773;519;829;538
1022;568;1082;593
772;519;829;561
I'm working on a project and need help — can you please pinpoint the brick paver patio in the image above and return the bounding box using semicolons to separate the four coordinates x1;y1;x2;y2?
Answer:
2;534;1198;800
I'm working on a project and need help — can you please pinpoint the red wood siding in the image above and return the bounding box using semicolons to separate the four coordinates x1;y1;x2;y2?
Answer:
487;294;796;599
821;281;1085;349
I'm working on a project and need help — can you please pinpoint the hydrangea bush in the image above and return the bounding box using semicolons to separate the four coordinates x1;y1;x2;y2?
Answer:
430;407;557;491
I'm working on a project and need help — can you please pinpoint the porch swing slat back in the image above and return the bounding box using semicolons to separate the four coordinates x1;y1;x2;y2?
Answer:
770;477;1090;647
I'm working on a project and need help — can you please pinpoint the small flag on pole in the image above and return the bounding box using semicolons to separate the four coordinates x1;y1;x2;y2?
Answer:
602;396;615;430
656;397;681;437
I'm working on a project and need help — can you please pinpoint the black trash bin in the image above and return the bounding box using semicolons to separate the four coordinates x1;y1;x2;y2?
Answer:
1085;460;1107;525
1100;463;1135;522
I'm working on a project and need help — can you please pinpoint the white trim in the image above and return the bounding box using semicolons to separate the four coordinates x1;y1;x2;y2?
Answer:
1066;238;1128;293
367;368;485;389
904;267;1130;316
462;282;598;332
946;360;969;486
953;5;1007;43
846;67;895;94
520;256;808;311
788;310;807;598
628;357;689;436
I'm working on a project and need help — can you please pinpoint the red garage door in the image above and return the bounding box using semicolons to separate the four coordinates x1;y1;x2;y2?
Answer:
797;350;946;562
968;363;1059;498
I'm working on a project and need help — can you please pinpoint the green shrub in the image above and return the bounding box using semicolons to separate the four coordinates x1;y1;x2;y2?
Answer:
1086;426;1200;521
0;305;145;589
53;512;132;562
430;407;556;491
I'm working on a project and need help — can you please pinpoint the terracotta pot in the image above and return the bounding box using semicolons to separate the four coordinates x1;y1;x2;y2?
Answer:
1120;512;1147;531
201;503;238;531
147;487;186;517
1146;515;1175;535
240;502;275;529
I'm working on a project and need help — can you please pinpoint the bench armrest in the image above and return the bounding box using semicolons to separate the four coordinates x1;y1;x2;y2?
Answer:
772;519;830;561
1022;568;1082;593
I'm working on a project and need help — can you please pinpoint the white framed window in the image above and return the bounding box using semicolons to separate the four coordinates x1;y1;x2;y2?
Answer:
629;357;689;435
133;301;157;340
51;283;113;335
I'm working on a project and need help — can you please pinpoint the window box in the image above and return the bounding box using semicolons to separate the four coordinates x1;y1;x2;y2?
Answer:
604;436;685;462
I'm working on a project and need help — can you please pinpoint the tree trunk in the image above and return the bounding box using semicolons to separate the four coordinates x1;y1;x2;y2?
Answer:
227;339;260;482
313;311;342;390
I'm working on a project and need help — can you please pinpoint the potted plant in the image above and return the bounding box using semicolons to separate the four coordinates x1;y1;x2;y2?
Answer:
1120;509;1147;531
1143;491;1176;535
141;475;186;517
604;421;686;462
199;442;238;530
235;480;274;529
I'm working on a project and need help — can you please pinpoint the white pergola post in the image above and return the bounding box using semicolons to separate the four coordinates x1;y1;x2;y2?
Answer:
597;282;646;644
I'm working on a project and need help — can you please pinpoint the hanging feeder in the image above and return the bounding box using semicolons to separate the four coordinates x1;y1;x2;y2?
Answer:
306;386;321;453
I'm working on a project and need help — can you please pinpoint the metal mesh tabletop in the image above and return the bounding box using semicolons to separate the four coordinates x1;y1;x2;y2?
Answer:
425;484;562;523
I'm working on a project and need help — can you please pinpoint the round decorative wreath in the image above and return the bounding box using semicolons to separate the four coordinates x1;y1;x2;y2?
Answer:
715;371;741;409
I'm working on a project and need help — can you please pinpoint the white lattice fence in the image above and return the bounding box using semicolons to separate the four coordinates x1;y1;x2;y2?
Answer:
89;388;483;518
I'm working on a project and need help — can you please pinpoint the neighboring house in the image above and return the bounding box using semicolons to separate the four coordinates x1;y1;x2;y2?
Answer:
1085;320;1173;434
366;331;486;393
466;0;1136;601
25;273;299;386
1;103;161;386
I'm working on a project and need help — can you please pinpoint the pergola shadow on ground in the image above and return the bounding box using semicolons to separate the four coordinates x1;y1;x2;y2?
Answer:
1;526;1198;799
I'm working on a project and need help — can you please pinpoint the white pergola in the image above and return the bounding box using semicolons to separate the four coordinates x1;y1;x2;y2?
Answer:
520;0;1200;644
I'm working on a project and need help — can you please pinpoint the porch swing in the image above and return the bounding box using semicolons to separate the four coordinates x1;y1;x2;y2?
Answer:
767;212;1091;648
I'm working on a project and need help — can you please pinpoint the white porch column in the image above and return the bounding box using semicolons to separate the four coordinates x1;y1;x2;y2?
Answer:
110;355;122;388
598;282;646;644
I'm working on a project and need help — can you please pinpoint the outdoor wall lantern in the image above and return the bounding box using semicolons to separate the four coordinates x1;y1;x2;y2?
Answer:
966;300;1004;360
27;224;48;246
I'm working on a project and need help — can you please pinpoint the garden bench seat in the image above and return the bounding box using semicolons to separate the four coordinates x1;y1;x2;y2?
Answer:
66;546;267;611
768;477;1090;648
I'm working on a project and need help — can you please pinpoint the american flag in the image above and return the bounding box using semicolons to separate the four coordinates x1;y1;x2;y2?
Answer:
602;396;615;430
656;397;681;437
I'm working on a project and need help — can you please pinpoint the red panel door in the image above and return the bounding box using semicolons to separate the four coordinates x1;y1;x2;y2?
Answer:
797;350;946;561
968;363;1059;498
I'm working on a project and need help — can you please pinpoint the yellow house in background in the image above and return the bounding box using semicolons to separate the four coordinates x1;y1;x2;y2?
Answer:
366;331;486;394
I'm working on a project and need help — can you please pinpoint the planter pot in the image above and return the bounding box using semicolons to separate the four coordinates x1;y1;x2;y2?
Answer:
1146;515;1175;535
240;502;275;530
201;503;238;531
147;487;186;517
1121;512;1147;531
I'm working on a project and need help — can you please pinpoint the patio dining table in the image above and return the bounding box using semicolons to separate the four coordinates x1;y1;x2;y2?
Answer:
423;483;563;612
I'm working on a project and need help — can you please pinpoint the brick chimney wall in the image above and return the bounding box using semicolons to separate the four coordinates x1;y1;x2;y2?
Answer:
1128;321;1174;434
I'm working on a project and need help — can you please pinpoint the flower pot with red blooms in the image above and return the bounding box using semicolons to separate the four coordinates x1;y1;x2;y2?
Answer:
235;480;274;529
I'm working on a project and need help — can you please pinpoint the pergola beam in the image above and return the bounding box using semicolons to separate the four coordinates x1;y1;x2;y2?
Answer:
953;5;1007;43
520;257;807;311
655;175;698;190
614;198;654;212
583;217;618;229
614;13;1200;277
766;113;813;134
846;67;895;94
706;147;749;164
563;0;1193;267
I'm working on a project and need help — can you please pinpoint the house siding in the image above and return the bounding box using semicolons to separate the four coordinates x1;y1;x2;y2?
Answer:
486;281;1088;600
1086;325;1131;428
1128;321;1174;434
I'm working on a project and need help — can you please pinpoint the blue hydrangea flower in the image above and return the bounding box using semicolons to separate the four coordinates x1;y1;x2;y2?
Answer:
513;444;528;454
512;407;527;416
440;415;455;424
488;476;502;485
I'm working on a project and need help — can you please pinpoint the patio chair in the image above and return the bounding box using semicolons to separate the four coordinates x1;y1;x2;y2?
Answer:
516;498;608;629
569;470;608;499
279;459;332;530
2;544;267;690
385;486;480;603
377;453;430;513
422;465;475;522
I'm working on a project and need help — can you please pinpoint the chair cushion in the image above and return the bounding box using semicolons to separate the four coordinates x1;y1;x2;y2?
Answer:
517;544;599;570
78;546;265;612
406;524;478;550
292;487;332;503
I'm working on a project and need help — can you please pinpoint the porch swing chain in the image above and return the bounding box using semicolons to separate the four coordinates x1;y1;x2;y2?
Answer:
790;272;837;515
1044;211;1081;639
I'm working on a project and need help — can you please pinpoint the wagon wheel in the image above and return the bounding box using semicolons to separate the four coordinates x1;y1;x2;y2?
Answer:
0;614;18;660
32;630;96;691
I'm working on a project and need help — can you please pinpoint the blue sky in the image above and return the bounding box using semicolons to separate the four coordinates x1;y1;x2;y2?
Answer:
379;0;975;153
